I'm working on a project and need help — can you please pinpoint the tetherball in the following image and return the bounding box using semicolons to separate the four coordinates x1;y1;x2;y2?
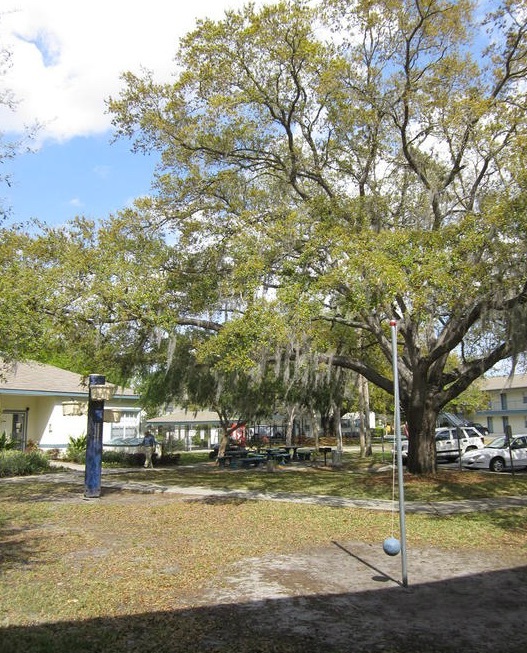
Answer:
383;536;401;556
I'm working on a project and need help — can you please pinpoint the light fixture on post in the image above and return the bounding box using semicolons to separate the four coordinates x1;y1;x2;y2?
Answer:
90;383;117;401
62;401;87;416
103;409;121;423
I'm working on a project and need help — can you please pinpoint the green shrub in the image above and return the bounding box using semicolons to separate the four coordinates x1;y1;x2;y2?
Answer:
158;452;181;466
101;450;127;466
68;450;86;464
168;439;186;451
65;435;87;463
106;450;165;467
102;451;145;467
0;432;15;451
0;450;51;477
101;450;183;468
191;434;208;448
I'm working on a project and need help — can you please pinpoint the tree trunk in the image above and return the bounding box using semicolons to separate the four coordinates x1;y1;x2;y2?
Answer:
309;407;320;450
285;405;296;446
216;417;239;460
405;394;438;475
333;402;343;454
320;410;330;436
329;402;343;468
217;430;230;460
358;374;372;457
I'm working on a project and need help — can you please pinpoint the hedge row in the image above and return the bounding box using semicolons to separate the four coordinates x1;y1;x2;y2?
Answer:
0;449;183;478
101;451;181;467
63;450;182;467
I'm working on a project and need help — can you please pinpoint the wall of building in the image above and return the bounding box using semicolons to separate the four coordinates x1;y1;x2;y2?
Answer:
476;385;527;437
1;393;141;451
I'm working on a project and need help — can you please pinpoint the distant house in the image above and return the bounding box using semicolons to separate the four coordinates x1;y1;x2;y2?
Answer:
475;374;527;437
0;361;141;451
146;408;223;449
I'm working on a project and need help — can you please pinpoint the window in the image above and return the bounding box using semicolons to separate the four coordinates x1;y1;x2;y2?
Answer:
110;424;139;439
110;410;140;440
500;393;508;410
502;416;509;433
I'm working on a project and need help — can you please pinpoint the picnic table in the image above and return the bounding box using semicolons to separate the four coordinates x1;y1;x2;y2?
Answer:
240;454;267;468
264;448;292;464
281;446;302;460
217;449;248;467
216;445;321;467
296;447;316;461
217;450;269;468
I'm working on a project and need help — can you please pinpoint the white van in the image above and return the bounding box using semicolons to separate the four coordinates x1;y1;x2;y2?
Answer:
400;427;485;462
434;427;485;461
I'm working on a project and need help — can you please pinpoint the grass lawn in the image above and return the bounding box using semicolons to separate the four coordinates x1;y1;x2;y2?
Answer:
112;450;527;502
1;454;526;652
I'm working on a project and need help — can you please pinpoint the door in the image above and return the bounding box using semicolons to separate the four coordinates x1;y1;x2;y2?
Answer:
435;429;458;459
510;436;527;467
1;411;28;450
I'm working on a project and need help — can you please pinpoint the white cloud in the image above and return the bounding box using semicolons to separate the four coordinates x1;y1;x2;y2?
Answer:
0;0;266;144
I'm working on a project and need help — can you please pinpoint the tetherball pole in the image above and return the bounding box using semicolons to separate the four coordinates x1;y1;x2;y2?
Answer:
390;320;408;587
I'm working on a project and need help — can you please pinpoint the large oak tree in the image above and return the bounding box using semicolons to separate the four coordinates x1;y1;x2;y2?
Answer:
18;0;527;474
0;32;41;368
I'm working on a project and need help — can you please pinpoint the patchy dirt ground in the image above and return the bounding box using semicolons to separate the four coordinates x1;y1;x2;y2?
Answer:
3;478;527;653
103;490;527;653
187;540;527;653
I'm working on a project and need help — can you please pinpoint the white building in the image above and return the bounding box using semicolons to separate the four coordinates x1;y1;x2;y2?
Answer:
146;408;223;449
341;412;376;437
0;361;141;451
475;374;527;437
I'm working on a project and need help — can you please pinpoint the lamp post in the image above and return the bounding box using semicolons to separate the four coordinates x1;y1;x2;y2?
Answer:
84;374;106;499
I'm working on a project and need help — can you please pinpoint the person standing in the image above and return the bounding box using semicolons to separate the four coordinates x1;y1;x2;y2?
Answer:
142;431;157;469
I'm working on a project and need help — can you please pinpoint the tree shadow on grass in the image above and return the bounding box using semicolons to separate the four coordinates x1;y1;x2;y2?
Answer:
186;496;255;506
2;564;527;653
0;481;129;503
0;526;44;570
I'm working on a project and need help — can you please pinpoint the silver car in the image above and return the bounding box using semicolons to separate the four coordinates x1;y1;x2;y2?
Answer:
461;434;527;472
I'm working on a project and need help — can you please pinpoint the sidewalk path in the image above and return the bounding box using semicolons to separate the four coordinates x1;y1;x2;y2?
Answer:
3;461;526;515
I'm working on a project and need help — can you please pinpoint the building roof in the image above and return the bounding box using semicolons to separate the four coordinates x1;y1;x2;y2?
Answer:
0;360;137;399
482;374;527;392
147;408;221;426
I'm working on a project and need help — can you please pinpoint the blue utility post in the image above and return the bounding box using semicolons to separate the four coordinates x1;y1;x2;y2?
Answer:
84;374;105;498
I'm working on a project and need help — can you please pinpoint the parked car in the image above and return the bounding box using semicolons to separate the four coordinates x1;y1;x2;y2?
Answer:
434;427;485;461
399;427;484;462
461;434;527;472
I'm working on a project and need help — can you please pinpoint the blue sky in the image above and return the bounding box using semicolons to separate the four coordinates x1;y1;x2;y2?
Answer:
7;136;157;225
0;0;267;228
